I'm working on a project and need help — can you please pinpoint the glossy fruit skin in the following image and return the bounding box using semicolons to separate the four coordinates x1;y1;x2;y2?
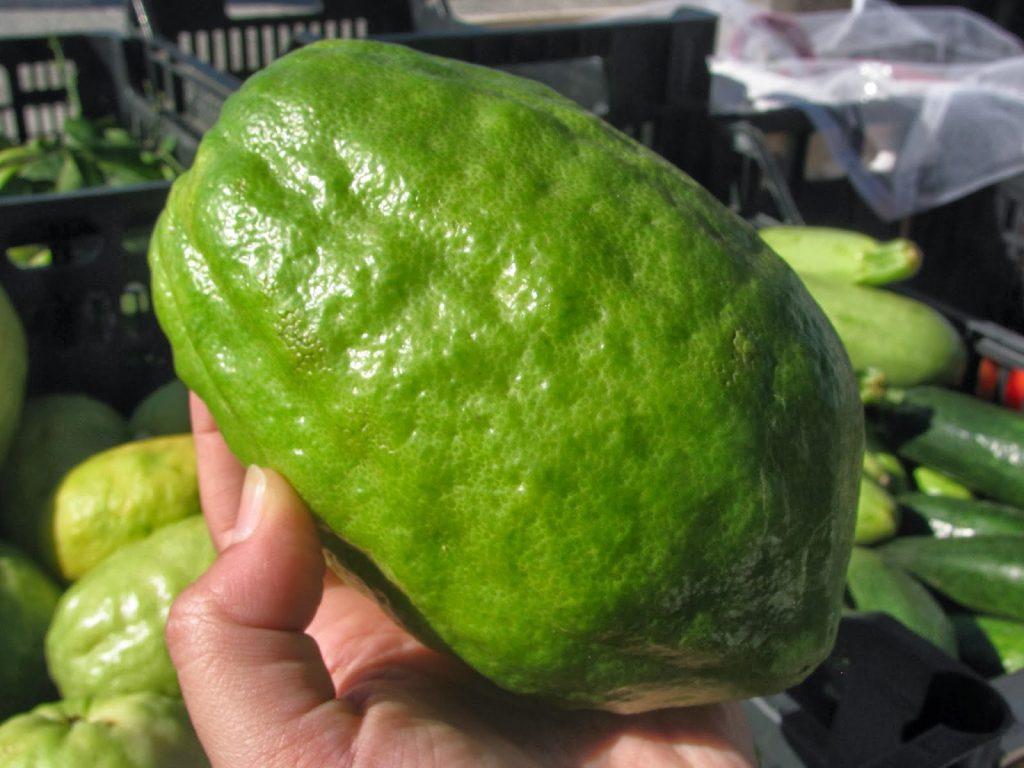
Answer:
45;516;215;699
51;434;200;581
0;540;61;720
0;692;209;768
150;39;863;712
0;394;130;570
129;379;191;439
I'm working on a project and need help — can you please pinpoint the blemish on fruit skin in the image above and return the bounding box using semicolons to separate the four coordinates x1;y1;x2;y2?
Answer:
732;330;754;366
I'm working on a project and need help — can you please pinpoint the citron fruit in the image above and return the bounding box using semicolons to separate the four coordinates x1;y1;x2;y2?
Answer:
0;540;61;720
50;434;200;581
129;379;190;439
149;39;863;711
0;394;130;571
0;692;209;767
46;516;215;700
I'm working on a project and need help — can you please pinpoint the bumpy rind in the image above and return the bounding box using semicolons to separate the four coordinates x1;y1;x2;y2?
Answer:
150;39;863;712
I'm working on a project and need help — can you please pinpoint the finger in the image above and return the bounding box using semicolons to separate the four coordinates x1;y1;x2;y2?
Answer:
167;466;357;766
190;393;246;550
307;570;439;697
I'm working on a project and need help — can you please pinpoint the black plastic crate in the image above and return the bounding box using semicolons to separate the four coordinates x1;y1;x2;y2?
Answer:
0;33;239;414
709;109;1024;335
296;11;718;187
129;0;421;80
749;614;1016;768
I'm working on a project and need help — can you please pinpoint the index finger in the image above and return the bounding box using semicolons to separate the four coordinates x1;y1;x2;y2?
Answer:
190;392;247;551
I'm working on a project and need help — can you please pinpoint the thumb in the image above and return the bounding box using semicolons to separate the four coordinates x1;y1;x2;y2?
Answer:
167;466;356;766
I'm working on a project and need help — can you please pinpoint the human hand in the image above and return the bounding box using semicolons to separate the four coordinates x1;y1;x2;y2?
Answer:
166;394;757;768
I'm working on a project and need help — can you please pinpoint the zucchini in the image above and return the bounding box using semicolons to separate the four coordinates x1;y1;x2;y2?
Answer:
846;546;957;656
868;386;1024;507
759;225;921;286
854;475;899;545
879;536;1024;621
911;465;973;499
898;492;1024;539
953;613;1024;676
800;276;966;388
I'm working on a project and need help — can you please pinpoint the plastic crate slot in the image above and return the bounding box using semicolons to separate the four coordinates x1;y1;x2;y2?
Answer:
80;290;117;347
17;59;67;94
191;30;213;69
996;178;1024;267
176;31;194;60
119;278;159;345
120;280;151;317
227;27;243;73
6;225;103;270
901;671;1011;740
21;102;69;139
210;29;229;73
1;108;16;138
262;25;278;66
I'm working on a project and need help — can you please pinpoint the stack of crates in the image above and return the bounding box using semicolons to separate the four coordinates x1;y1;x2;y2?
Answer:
128;0;423;80
0;33;239;412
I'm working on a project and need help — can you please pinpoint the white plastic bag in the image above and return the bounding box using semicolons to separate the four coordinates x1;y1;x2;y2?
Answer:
705;0;1024;221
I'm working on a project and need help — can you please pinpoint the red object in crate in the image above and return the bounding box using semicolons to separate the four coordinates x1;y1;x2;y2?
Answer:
969;318;1024;411
976;357;1024;411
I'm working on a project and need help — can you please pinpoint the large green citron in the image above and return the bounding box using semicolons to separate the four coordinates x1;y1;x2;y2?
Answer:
0;540;61;720
150;39;863;712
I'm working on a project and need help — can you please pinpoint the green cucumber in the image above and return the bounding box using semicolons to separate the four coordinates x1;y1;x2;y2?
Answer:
898;492;1024;539
868;386;1024;507
953;613;1024;676
846;546;957;656
879;536;1024;621
759;225;921;286
912;465;974;499
854;475;899;545
800;276;966;388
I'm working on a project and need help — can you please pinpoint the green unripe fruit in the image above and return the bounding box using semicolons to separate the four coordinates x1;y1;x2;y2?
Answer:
150;39;863;712
46;516;215;699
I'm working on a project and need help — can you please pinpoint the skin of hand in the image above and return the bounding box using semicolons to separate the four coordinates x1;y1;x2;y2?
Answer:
166;394;758;768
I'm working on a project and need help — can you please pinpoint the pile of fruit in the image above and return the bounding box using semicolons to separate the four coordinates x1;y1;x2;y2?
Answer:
763;225;1024;677
0;282;209;765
